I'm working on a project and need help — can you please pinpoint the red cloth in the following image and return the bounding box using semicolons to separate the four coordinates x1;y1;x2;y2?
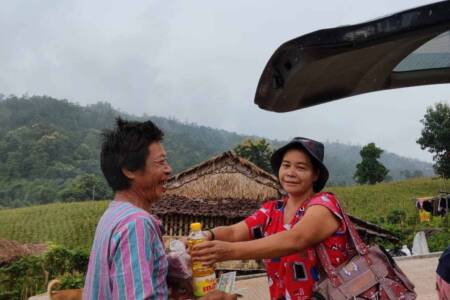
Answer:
244;192;349;300
437;274;450;300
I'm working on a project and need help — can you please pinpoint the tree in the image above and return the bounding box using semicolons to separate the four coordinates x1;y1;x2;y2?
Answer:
417;102;450;178
354;143;389;184
400;169;424;179
412;170;424;178
59;174;112;201
400;169;412;179
234;139;273;173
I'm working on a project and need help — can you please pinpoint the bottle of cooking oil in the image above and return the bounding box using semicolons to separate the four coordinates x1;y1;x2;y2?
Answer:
188;222;217;298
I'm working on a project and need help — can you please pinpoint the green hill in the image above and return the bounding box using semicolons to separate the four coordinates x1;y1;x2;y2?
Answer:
0;177;448;252
0;95;435;208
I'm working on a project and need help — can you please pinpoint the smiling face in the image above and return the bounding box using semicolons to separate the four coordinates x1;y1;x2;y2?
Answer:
278;148;319;197
126;142;172;202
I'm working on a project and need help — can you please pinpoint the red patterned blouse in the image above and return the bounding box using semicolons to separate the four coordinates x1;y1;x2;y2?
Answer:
244;192;350;300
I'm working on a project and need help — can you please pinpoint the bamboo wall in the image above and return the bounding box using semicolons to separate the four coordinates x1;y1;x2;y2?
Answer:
159;214;241;236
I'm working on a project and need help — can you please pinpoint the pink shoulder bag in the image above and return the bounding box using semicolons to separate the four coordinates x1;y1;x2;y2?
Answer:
313;202;417;300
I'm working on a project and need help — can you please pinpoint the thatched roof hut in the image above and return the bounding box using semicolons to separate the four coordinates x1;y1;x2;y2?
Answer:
151;151;279;236
0;239;47;266
152;151;399;243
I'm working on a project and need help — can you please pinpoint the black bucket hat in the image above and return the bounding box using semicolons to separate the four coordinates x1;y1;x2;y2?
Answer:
271;137;329;192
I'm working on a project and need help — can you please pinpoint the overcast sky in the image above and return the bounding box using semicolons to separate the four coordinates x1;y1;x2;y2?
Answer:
1;0;449;162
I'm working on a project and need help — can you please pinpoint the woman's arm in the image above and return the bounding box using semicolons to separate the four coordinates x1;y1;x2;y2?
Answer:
205;221;251;242
192;205;339;264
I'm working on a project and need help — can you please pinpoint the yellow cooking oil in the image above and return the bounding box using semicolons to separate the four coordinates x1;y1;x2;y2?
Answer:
188;222;217;297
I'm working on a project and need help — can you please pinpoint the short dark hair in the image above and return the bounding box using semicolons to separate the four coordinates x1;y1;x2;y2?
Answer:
100;117;164;191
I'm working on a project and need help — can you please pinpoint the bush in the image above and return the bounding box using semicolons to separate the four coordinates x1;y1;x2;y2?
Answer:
386;209;406;225
427;228;450;252
43;244;89;280
58;272;85;289
0;244;88;300
0;255;45;300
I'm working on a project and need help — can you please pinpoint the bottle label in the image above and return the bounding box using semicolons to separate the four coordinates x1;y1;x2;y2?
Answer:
193;273;217;297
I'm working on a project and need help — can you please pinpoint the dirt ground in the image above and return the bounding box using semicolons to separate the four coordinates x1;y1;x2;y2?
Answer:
235;254;441;300
29;254;441;300
396;255;439;300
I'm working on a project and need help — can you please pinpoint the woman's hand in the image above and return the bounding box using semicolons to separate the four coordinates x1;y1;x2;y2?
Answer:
191;240;235;265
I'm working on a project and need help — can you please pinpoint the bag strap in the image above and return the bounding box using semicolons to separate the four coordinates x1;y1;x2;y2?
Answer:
339;205;369;255
311;195;368;255
339;207;375;267
313;196;371;285
316;243;343;286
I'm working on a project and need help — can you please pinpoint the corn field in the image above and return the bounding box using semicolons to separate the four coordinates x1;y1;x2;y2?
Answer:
0;177;448;251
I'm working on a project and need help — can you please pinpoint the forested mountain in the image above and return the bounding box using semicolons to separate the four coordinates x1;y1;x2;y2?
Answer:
323;142;433;186
0;95;434;208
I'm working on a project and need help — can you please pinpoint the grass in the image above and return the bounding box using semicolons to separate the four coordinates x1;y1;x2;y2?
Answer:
329;177;449;221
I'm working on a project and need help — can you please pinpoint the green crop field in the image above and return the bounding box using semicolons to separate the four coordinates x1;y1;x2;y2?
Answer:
329;177;449;221
0;177;448;252
0;201;109;251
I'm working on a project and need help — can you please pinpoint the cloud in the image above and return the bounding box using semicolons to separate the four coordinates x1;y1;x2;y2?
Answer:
0;0;447;162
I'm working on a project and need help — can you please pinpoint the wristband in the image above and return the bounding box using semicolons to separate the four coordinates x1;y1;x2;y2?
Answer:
207;229;215;241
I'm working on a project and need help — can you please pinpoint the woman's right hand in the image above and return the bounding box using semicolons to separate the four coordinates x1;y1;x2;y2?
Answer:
191;240;236;265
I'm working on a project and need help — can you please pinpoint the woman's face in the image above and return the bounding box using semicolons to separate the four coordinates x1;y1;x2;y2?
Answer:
278;148;319;196
126;142;172;201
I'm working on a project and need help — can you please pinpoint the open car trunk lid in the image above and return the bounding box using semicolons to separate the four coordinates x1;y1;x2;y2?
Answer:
254;1;450;112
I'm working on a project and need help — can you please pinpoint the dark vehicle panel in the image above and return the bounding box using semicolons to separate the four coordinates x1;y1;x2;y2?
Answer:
254;1;450;112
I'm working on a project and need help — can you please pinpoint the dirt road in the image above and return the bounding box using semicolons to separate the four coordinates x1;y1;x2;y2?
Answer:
29;253;441;300
397;254;439;300
235;253;441;300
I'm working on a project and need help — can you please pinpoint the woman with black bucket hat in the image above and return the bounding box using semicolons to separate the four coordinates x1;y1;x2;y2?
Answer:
192;137;350;300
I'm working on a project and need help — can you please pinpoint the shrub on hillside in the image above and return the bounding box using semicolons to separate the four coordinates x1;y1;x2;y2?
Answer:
428;229;450;252
386;209;407;225
0;255;44;300
43;244;89;280
0;244;88;300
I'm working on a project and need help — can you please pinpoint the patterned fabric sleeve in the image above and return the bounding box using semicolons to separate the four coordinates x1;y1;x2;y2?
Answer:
109;217;167;300
244;201;276;239
306;192;347;233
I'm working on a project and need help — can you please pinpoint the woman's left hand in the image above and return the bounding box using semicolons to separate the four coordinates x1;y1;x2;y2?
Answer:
191;240;235;265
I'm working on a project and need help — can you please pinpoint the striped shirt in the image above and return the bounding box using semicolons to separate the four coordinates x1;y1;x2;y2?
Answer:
83;200;168;300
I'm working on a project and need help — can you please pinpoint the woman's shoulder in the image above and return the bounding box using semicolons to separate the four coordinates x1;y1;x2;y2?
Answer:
308;192;348;235
307;192;343;214
309;191;339;203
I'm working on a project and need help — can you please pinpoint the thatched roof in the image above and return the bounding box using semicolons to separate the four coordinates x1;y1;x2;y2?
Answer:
166;151;281;200
0;239;47;266
152;195;266;218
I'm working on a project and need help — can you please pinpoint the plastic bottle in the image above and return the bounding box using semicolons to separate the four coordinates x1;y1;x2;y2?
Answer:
188;222;217;297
